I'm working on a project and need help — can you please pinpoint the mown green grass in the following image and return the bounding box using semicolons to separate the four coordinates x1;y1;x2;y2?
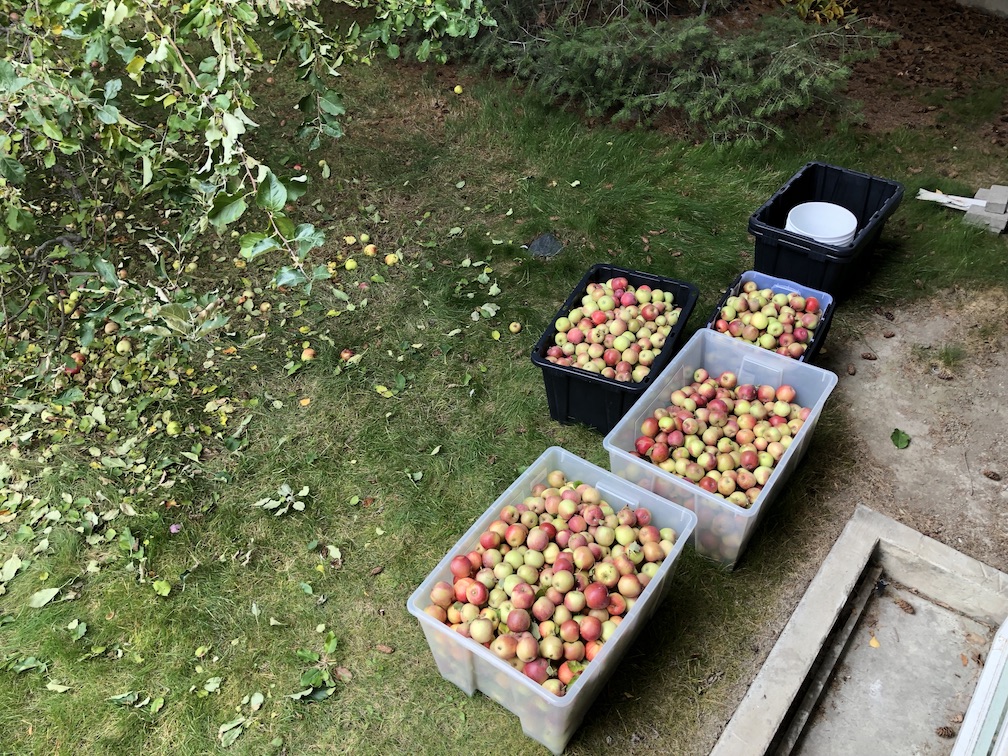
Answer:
2;47;1006;756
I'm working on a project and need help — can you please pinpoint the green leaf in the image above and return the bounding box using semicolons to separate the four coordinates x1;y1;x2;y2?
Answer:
95;104;119;125
93;257;119;287
203;676;222;693
1;553;22;583
208;192;248;230
11;657;47;674
0;156;25;184
890;428;911;449
28;588;59;608
240;232;280;261
41;119;64;141
285;175;309;202
256;172;287;212
104;78;123;101
274;266;307;289
218;716;246;747
153;580;171;596
108;690;139;706
416;39;432;62
46;681;72;693
323;631;338;654
318;90;345;117
386;43;400;59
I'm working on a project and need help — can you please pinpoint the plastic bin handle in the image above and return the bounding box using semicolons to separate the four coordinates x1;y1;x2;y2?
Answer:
737;353;785;389
595;480;640;511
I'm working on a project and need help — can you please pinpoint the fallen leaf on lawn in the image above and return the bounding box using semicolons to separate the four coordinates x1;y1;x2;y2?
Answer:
46;681;72;693
108;690;139;706
376;644;394;654
334;667;352;682
869;635;880;648
28;588;59;608
369;566;383;576
1;554;22;582
299;397;311;406
218;715;246;747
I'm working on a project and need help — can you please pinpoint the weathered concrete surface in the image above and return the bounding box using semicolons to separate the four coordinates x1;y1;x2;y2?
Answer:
956;0;1008;18
797;582;992;755
710;506;1008;756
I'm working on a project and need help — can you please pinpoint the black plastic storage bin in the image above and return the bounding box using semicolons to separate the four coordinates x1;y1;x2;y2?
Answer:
704;270;835;363
749;162;904;295
531;264;699;434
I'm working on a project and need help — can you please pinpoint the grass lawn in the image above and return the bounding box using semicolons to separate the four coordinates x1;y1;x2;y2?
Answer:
1;48;1006;756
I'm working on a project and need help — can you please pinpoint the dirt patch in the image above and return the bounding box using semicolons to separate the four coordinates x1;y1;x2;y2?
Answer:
818;287;1008;571
845;0;1008;147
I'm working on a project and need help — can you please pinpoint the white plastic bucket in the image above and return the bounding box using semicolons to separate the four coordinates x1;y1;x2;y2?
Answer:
786;202;857;246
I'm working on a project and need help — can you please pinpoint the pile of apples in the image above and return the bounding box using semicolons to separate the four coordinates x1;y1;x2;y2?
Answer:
541;277;683;383
631;369;813;508
711;280;823;360
422;471;680;696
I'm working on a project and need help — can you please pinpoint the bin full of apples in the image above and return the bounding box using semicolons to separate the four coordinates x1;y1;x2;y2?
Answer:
406;447;696;755
629;369;812;508
602;329;839;567
707;271;834;362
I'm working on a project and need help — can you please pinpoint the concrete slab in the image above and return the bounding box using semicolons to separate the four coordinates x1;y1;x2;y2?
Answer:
797;581;991;754
964;203;1008;233
986;184;1008;215
710;505;1008;756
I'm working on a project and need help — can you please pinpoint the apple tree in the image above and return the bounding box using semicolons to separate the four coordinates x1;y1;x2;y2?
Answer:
0;0;494;355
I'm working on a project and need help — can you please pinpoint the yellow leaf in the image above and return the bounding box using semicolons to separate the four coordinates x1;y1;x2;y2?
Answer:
126;56;146;77
491;330;501;340
869;635;880;648
299;398;311;406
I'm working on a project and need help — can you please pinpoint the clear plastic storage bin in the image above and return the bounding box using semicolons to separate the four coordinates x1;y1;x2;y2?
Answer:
406;446;697;754
603;330;837;568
